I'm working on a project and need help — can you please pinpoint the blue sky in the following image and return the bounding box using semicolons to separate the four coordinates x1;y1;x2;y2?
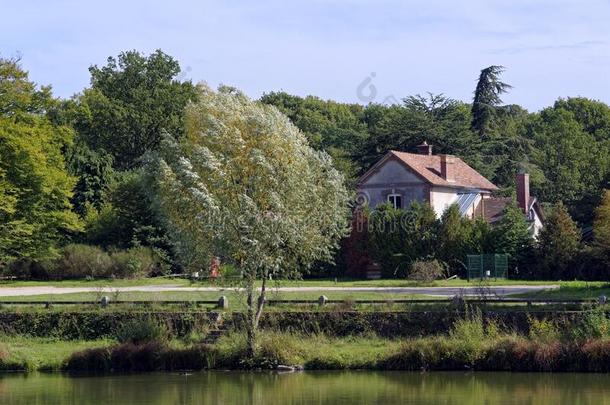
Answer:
2;0;609;111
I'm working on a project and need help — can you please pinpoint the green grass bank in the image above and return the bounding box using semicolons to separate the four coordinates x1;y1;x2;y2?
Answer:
3;306;610;373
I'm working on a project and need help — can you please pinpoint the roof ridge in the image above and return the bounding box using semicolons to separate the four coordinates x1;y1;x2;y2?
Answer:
388;150;498;191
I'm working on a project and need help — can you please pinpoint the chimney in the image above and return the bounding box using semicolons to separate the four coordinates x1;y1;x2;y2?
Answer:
440;154;455;182
516;172;530;215
416;141;433;155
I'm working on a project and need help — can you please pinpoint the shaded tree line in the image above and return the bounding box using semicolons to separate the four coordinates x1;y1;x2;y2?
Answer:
341;195;610;281
1;50;609;280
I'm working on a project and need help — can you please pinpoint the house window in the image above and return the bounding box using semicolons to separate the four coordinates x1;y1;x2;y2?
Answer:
387;193;402;209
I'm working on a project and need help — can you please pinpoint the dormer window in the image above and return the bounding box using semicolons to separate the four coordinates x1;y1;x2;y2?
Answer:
387;193;402;209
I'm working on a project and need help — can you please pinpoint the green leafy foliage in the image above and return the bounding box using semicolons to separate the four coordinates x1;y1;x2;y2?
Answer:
488;201;534;273
84;170;171;257
536;202;580;279
437;204;492;275
367;202;438;277
0;58;81;265
528;106;610;223
148;85;350;355
2;244;167;280
115;317;169;345
71;50;199;170
260;91;368;184
594;190;610;254
65;142;114;217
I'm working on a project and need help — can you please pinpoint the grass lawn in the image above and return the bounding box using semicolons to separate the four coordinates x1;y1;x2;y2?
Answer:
0;276;561;289
514;281;610;300
1;336;112;370
0;290;434;304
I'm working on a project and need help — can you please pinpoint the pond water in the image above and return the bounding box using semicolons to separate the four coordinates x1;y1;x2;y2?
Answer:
2;371;610;404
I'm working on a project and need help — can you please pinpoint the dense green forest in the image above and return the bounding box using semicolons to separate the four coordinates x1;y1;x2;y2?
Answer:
1;50;609;280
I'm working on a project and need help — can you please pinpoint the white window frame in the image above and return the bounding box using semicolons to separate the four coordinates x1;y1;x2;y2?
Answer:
387;193;403;209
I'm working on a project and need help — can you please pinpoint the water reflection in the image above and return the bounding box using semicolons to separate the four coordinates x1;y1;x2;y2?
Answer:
1;371;610;404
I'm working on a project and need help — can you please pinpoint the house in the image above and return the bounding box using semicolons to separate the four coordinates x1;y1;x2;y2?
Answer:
356;142;544;236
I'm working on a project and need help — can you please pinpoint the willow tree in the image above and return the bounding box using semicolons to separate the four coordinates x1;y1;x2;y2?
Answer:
148;85;350;355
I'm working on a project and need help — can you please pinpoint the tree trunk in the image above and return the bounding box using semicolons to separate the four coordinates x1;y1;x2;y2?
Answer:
245;270;268;359
246;278;257;358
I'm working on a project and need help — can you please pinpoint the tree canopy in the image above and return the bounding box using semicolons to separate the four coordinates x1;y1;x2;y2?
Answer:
148;85;350;354
70;50;199;170
0;58;81;263
536;201;580;279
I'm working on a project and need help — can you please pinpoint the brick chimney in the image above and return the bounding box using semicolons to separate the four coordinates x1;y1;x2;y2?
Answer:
440;154;455;182
516;172;530;214
416;141;432;155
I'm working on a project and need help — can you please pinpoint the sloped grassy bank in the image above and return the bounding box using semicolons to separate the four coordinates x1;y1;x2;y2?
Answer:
4;307;610;372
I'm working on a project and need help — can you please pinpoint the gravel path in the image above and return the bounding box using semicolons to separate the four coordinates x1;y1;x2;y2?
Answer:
0;285;559;297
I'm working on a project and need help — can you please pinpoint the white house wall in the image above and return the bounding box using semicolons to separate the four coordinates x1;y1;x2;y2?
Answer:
430;187;459;217
531;209;544;238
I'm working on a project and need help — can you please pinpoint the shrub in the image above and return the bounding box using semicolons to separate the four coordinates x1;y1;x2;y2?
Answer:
6;244;169;280
381;337;454;370
448;309;495;367
3;258;61;280
256;331;304;367
110;247;167;278
483;336;533;371
582;339;610;372
571;307;610;341
111;341;166;372
55;244;114;279
65;347;112;372
115;317;168;345
527;316;561;343
531;341;565;371
215;331;304;369
163;344;214;370
408;259;445;283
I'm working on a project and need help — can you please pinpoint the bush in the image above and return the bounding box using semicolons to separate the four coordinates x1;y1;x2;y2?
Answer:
482;336;532;371
408;259;445;283
115;318;168;345
111;341;166;372
65;347;112;372
571;307;610;341
65;342;217;372
382;337;452;370
448;308;498;367
215;331;304;369
4;244;168;280
2;259;55;280
55;244;114;279
110;246;167;278
527;316;561;343
163;344;214;370
582;339;610;372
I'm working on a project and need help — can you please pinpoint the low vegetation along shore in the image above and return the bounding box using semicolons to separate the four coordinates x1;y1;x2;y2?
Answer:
4;307;610;373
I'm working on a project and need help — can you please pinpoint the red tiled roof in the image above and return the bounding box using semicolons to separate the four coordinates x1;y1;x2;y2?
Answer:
482;196;542;224
387;151;499;191
482;197;511;223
